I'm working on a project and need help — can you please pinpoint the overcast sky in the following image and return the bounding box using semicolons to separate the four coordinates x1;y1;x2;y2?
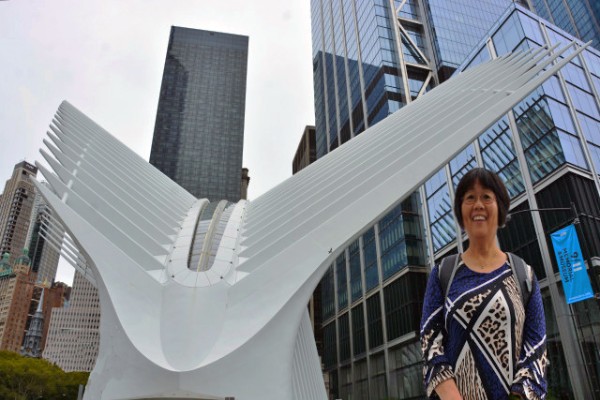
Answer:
0;0;315;283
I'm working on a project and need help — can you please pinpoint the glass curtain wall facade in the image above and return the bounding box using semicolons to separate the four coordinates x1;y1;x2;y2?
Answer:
526;0;600;51
319;194;428;400
422;5;600;398
311;0;519;160
422;0;527;79
149;27;248;202
310;0;518;398
311;1;600;399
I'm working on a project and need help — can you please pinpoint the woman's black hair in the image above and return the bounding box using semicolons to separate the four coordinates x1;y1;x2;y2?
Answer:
453;168;510;228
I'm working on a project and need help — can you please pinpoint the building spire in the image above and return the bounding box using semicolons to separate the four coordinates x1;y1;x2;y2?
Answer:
21;288;45;358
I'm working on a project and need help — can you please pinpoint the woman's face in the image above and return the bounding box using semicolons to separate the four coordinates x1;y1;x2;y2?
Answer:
461;180;499;241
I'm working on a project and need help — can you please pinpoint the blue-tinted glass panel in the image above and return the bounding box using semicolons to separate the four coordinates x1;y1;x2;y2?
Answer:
322;265;336;320
547;98;576;134
352;304;366;356
366;74;387;114
562;63;592;92
367;294;384;348
358;0;405;128
333;0;349;143
518;11;544;45
564;0;600;45
430;213;456;252
407;74;428;99
397;0;419;20
311;0;323;59
525;131;565;183
427;181;455;251
378;204;406;280
402;193;425;267
348;239;362;302
323;322;337;368
427;185;451;224
546;25;571;47
449;145;477;189
584;50;600;77
402;25;427;65
343;0;363;119
336;252;348;310
326;56;339;152
311;0;328;159
530;0;552;22
492;11;526;56
542;76;566;102
425;167;446;196
568;84;600;119
546;27;580;63
465;45;491;69
479;117;525;197
548;0;578;37
588;142;600;172
339;313;351;362
314;54;329;159
323;0;339;153
515;95;556;148
592;75;600;100
577;112;600;145
514;38;541;54
514;93;569;182
363;228;379;291
558;130;589;169
426;0;511;70
385;74;403;94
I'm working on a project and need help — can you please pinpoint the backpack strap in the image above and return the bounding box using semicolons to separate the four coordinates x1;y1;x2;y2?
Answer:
507;252;533;308
438;254;461;298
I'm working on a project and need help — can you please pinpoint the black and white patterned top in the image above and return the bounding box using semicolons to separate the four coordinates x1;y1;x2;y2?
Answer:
420;261;547;400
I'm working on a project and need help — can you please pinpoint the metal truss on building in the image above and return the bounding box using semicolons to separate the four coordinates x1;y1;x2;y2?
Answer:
34;43;583;399
393;0;435;98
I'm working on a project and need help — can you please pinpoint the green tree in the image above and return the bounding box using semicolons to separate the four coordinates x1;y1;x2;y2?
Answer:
0;351;89;399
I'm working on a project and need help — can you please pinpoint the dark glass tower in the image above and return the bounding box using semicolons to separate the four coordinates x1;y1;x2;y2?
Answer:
150;27;248;202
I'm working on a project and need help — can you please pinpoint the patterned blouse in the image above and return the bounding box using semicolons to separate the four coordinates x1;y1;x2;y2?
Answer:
420;261;547;400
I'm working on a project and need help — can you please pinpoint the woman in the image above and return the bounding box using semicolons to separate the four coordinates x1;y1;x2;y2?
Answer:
420;168;547;400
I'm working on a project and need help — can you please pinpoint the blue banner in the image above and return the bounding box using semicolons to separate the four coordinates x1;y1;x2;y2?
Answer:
551;224;594;304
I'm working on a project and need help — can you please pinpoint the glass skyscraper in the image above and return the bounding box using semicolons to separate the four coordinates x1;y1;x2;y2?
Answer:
311;0;521;159
149;27;248;202
309;1;600;398
424;5;600;398
527;0;600;51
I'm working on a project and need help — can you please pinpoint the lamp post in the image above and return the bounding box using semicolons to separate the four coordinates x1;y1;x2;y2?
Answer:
506;202;599;397
506;202;580;225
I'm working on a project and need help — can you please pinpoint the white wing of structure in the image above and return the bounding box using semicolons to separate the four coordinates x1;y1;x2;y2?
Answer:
37;209;97;286
33;43;585;400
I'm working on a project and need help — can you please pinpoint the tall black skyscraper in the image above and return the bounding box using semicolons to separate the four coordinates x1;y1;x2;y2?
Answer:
150;27;248;201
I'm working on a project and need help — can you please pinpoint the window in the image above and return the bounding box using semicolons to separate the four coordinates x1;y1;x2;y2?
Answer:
363;228;379;291
367;294;383;348
352;304;366;356
336;253;348;310
384;272;427;340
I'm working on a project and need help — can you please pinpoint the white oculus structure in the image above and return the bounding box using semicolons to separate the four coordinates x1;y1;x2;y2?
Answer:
34;43;584;400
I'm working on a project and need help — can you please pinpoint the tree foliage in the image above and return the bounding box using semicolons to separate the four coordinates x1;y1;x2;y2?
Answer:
0;351;89;399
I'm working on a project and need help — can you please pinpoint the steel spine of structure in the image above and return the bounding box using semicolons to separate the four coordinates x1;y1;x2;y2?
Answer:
34;43;584;399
